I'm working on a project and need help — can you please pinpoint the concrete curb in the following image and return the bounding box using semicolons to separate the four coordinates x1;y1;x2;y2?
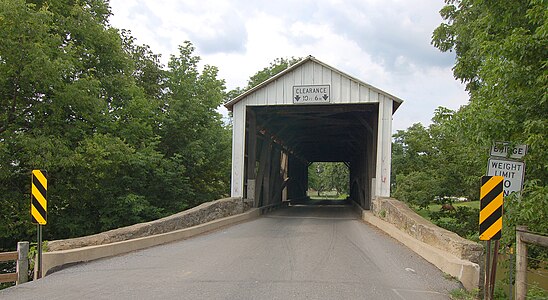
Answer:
42;209;260;276
362;211;480;291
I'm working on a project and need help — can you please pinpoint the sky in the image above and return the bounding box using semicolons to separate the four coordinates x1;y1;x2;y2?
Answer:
108;0;469;132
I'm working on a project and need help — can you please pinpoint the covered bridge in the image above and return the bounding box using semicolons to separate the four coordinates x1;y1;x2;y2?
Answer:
225;56;402;209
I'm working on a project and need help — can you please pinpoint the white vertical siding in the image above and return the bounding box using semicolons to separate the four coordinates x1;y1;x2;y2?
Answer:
350;80;359;103
228;57;401;201
322;66;332;85
282;72;293;105
312;62;322;84
341;77;350;103
375;95;393;197
303;61;314;82
231;103;246;197
276;79;284;105
294;67;303;86
235;60;387;106
360;85;370;102
331;72;342;103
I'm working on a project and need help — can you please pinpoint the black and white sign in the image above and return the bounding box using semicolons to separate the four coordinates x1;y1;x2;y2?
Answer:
487;158;525;196
293;85;330;104
490;142;527;159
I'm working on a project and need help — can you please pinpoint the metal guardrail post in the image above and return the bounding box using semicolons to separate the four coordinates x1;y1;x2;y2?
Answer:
17;241;29;284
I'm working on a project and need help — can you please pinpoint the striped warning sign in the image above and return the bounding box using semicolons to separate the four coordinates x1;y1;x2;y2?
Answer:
479;176;503;241
31;170;47;225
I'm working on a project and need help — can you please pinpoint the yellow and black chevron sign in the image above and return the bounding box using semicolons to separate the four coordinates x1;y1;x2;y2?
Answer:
31;170;47;225
479;176;503;241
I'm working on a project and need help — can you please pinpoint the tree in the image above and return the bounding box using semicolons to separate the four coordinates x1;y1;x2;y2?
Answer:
308;162;349;197
0;0;171;243
392;108;485;207
225;57;302;103
0;1;232;250
160;42;231;205
432;0;547;276
432;0;546;182
246;57;301;89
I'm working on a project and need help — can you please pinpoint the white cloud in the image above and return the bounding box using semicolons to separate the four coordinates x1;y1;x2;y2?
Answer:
108;0;469;132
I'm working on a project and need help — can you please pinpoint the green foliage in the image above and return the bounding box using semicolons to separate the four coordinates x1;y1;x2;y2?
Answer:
429;206;479;239
0;0;231;250
526;282;548;300
308;162;349;197
392;108;484;208
449;288;480;300
432;0;547;188
430;0;547;271
394;2;546;266
502;181;548;269
388;0;548;283
246;57;301;89
161;42;231;204
225;57;302;102
393;171;439;209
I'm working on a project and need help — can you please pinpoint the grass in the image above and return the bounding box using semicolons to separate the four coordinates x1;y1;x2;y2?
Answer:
308;191;348;200
449;288;480;300
414;201;480;220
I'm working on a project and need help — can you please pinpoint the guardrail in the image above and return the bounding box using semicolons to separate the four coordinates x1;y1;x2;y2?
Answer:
0;242;29;285
515;226;548;300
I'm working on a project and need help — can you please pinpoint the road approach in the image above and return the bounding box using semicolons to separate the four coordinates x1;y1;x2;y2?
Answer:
1;204;461;299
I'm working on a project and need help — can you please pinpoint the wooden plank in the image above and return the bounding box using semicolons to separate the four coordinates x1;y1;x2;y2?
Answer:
255;139;269;206
273;178;290;203
331;72;341;103
262;143;272;206
294;66;303;86
246;110;258;202
350;80;358;103
246;110;257;180
283;71;293;105
516;226;528;300
520;231;548;247
341;77;350;102
0;273;18;283
313;62;322;84
269;147;282;203
231;103;247;197
303;61;314;84
281;152;289;201
0;251;17;262
360;85;370;103
276;78;284;104
322;68;332;86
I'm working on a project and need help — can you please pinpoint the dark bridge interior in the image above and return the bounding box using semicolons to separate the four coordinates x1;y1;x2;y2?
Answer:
244;104;380;209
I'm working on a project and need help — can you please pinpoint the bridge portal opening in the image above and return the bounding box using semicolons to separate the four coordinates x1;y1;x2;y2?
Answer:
307;162;349;200
225;56;402;209
242;104;379;208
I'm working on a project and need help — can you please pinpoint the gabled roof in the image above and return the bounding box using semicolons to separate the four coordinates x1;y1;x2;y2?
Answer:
224;55;404;111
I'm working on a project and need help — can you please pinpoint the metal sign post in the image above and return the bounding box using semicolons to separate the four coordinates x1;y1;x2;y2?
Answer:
482;142;526;299
480;176;503;300
37;225;42;278
485;240;491;300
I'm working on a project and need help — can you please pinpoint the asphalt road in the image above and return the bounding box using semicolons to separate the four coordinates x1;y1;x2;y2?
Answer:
1;204;461;299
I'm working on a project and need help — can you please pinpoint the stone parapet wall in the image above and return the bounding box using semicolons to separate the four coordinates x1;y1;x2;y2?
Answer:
371;197;483;264
48;197;248;251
